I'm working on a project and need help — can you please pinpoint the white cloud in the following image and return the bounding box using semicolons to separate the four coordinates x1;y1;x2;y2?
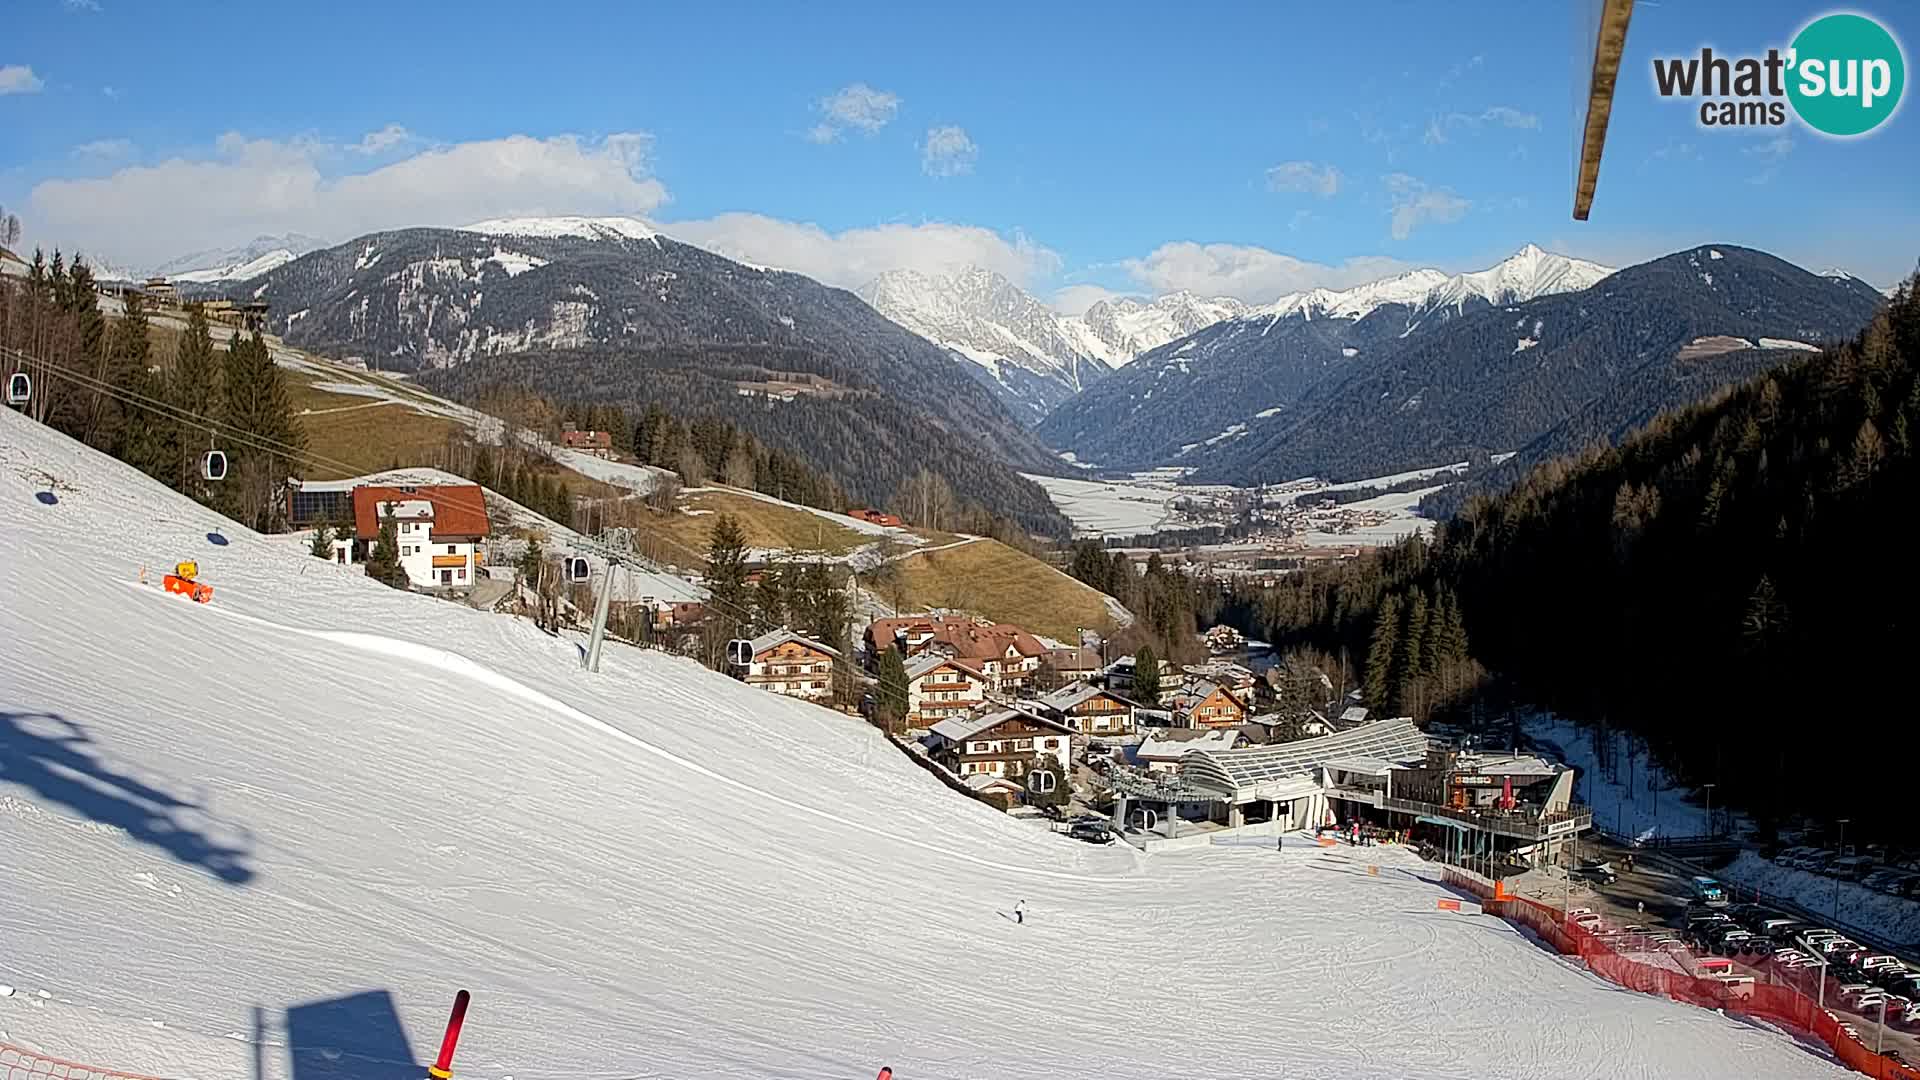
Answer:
1384;173;1470;240
101;85;118;98
1745;135;1795;161
1481;106;1539;129
809;83;901;142
667;213;1058;291
0;65;45;95
1424;106;1539;144
1265;160;1342;197
1119;241;1419;304
353;123;415;155
72;138;134;160
63;0;102;10
921;125;978;177
28;129;668;268
1051;283;1131;316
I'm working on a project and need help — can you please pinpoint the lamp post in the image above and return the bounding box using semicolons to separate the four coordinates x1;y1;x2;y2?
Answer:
1878;990;1889;1057
1701;783;1716;839
1834;818;1850;920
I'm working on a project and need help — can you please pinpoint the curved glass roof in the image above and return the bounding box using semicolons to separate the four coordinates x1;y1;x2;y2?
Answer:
1184;719;1433;794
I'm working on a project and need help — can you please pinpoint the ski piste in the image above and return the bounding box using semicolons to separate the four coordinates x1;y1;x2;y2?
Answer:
0;406;1853;1077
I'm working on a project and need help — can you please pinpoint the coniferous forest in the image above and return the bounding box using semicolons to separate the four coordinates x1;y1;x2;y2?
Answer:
1;253;306;533
1225;278;1920;838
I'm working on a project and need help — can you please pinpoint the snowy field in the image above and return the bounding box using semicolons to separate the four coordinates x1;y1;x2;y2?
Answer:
1715;852;1920;949
1523;711;1721;841
0;408;1852;1080
1022;472;1182;537
1298;486;1446;547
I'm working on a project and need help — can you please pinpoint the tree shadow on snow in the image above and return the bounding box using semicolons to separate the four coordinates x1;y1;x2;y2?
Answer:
284;989;422;1080
0;710;254;885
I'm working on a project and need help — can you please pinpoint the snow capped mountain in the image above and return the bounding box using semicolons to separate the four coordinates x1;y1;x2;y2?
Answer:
1254;269;1452;322
460;215;661;245
1060;292;1249;368
1038;245;1624;470
151;234;328;284
859;266;1115;424
1246;246;1612;327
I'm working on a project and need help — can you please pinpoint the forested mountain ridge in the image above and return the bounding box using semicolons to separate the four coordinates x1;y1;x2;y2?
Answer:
1230;272;1920;834
1037;245;1612;470
419;345;1071;536
235;223;1071;535
1187;245;1887;486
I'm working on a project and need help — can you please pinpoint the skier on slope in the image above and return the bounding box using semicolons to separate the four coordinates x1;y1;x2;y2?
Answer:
1013;899;1026;925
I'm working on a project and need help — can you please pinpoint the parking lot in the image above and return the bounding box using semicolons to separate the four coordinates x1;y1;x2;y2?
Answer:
1558;837;1920;1066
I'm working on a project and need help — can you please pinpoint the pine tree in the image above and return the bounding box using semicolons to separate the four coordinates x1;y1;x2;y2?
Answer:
705;513;751;636
364;505;409;589
1392;590;1429;703
1363;594;1403;709
1131;644;1161;703
220;330;305;531
518;536;545;583
309;521;334;559
876;645;910;732
170;306;221;496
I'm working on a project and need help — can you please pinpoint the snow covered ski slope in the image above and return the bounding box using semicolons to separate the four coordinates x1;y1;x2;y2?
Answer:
0;407;1852;1079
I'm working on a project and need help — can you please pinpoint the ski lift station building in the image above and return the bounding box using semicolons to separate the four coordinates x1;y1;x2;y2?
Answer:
1109;718;1593;854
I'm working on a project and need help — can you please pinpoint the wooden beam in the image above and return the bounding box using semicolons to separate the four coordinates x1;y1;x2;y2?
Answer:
1573;0;1637;221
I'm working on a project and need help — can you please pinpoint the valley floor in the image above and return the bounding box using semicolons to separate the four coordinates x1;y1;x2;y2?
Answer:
0;407;1853;1079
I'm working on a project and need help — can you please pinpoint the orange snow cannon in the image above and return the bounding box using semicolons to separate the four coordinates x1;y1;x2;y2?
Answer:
164;561;213;603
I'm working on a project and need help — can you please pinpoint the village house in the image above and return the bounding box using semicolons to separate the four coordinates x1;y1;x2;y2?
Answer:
734;628;841;702
1036;681;1141;738
0;246;29;280
864;615;1048;694
1182;661;1257;695
1099;654;1176;698
560;423;614;459
1133;728;1243;773
348;484;491;591
847;508;903;527
1169;678;1250;730
1203;624;1246;654
903;652;990;729
1044;645;1104;685
925;707;1073;781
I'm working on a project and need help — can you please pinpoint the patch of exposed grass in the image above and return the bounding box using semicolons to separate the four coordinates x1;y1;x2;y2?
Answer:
882;538;1117;641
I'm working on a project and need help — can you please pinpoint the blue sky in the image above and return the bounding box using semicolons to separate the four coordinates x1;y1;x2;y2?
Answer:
2;0;1915;305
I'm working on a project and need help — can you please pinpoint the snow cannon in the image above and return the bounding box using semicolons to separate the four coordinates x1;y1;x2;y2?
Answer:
163;560;214;603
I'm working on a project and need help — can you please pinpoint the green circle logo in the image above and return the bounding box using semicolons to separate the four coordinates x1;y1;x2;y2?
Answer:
1787;13;1905;136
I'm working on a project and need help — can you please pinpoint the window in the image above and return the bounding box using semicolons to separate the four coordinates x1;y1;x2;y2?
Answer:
456;569;466;582
446;545;456;554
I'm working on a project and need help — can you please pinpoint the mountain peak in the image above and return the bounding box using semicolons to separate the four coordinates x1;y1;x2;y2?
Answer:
459;216;660;244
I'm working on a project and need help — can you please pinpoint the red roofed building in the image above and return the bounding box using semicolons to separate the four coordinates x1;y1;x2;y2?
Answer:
847;508;902;527
864;614;1049;693
349;484;491;591
560;424;614;459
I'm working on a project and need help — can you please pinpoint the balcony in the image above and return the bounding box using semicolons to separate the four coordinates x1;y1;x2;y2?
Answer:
1381;796;1594;841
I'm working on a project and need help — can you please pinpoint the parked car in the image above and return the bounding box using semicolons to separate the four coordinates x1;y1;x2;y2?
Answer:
1760;918;1804;940
1576;859;1618;885
1832;855;1877;881
1837;983;1874;1001
1689;876;1729;906
1068;820;1115;845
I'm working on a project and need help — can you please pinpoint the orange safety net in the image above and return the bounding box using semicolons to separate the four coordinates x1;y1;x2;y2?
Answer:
1439;869;1920;1080
1;1043;172;1080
